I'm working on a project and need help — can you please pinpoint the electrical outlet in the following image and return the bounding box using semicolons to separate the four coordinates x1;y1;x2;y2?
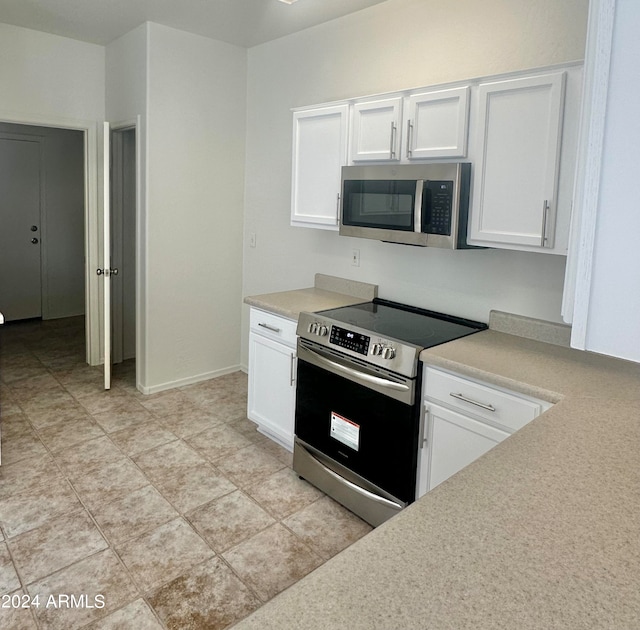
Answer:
351;249;360;267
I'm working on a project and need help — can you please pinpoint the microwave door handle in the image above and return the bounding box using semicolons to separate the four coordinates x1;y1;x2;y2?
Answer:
414;180;424;233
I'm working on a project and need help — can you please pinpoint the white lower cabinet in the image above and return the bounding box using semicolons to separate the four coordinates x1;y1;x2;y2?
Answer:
247;308;297;451
420;404;509;495
417;366;552;497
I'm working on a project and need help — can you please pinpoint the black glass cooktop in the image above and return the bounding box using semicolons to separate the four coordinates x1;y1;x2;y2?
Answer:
317;298;487;349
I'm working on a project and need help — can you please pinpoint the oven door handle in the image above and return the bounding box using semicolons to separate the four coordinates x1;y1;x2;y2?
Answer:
302;346;410;392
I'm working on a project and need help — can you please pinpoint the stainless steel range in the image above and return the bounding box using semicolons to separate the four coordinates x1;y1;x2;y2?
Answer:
294;298;487;526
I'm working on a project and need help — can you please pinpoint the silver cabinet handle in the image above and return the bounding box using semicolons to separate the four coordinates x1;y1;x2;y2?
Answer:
450;392;496;412
406;120;414;158
541;200;550;247
389;121;397;159
289;352;296;386
258;322;281;333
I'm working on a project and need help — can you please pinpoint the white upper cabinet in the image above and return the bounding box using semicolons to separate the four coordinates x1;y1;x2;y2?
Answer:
350;97;403;162
468;71;568;252
404;86;470;160
291;64;581;237
349;88;469;163
291;104;349;230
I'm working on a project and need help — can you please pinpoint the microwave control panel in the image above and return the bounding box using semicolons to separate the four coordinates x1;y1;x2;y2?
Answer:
424;181;452;236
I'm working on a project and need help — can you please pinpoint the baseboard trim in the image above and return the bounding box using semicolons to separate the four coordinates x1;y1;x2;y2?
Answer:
139;364;243;395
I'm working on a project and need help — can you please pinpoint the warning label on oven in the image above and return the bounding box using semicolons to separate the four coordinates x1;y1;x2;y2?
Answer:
330;412;360;451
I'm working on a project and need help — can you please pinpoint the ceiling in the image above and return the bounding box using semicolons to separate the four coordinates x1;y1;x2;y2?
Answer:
0;0;390;48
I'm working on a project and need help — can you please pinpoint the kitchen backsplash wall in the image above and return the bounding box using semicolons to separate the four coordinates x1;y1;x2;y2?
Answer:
241;0;589;365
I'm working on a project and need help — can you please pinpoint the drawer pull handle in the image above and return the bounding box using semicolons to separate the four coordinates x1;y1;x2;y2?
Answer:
258;322;281;333
450;392;496;412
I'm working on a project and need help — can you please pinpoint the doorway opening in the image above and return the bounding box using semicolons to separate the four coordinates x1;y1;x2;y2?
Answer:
110;126;137;383
0;118;139;393
0;122;86;341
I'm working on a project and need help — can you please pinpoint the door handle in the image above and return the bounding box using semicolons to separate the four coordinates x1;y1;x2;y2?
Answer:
406;120;414;158
389;121;397;159
449;392;496;412
301;345;409;392
540;200;550;247
258;322;281;333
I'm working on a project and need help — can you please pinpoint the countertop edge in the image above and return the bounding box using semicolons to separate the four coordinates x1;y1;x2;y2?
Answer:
420;352;564;404
244;287;372;320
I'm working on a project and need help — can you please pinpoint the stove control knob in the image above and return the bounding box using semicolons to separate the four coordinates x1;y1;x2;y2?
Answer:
318;325;328;337
382;346;396;360
308;322;317;334
371;343;383;356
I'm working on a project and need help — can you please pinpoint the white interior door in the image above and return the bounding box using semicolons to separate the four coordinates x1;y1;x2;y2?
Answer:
101;122;112;389
0;134;42;321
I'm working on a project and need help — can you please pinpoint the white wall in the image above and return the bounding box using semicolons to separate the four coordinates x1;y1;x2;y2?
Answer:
583;0;640;362
0;23;104;123
143;23;247;391
242;0;589;363
108;22;248;392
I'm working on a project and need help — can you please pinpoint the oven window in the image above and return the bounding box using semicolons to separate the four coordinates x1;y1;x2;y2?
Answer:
295;359;419;503
342;180;415;230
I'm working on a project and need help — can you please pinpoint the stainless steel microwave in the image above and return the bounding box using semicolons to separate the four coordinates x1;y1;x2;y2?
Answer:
339;163;473;248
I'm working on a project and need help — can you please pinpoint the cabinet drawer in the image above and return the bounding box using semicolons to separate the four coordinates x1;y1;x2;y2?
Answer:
250;308;297;347
424;367;546;432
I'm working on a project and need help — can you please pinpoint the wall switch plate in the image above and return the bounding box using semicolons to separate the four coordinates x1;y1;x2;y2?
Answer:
351;249;360;267
249;232;256;248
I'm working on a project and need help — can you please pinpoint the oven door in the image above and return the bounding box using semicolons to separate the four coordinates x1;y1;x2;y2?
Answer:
294;340;420;525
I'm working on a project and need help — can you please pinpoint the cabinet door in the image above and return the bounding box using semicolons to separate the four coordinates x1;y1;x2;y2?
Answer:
350;97;402;162
468;72;566;250
419;403;509;495
405;86;469;159
291;104;348;229
248;332;296;451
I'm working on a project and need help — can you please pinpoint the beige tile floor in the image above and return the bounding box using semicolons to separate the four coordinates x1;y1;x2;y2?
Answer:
0;317;372;629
